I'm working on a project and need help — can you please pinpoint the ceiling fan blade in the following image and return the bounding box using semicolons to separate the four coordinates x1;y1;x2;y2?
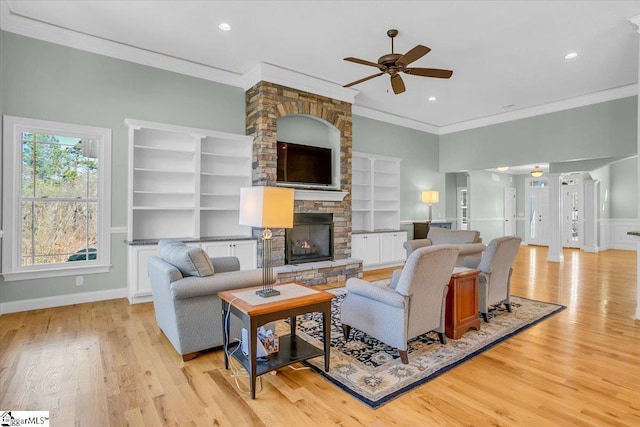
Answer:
396;45;431;67
404;67;453;79
390;74;406;94
343;72;385;88
344;57;386;70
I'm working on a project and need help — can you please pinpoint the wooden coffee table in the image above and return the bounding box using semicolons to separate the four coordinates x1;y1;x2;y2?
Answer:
445;268;481;339
219;283;334;399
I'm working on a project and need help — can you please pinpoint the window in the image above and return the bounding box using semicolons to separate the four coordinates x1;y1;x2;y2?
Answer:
2;116;111;281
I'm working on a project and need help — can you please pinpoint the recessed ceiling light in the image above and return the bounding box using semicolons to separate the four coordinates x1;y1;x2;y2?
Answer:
565;52;578;60
218;22;232;31
428;96;437;102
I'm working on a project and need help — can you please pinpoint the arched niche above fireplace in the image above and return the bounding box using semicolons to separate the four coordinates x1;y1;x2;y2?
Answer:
276;114;341;190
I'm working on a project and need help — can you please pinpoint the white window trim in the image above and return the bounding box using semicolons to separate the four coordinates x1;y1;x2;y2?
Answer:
2;115;112;281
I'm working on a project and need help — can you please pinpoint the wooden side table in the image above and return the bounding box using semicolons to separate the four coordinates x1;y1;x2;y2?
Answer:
219;283;334;399
445;268;481;340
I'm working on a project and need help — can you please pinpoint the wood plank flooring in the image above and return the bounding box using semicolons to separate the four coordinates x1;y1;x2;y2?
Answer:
1;246;639;426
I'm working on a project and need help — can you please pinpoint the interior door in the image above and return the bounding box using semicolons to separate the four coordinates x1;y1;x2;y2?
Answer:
504;187;516;236
528;186;549;246
562;184;584;248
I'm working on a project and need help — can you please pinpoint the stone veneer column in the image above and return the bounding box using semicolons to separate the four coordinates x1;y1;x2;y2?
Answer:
246;81;353;267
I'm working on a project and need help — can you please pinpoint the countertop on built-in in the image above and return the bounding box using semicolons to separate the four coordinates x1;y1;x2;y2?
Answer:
125;235;258;246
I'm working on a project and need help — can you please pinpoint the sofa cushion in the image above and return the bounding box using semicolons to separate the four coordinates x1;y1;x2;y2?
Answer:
428;228;479;245
157;239;215;277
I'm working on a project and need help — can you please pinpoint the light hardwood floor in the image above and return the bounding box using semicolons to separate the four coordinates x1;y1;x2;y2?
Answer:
1;246;639;426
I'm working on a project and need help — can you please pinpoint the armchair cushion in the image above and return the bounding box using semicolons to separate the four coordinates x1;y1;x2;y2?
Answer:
428;228;480;245
158;239;214;277
345;278;406;308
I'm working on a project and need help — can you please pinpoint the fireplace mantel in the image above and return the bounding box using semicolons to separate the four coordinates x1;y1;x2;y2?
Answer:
294;189;349;202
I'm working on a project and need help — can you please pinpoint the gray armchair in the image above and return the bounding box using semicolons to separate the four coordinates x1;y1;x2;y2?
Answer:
463;236;522;322
340;245;460;364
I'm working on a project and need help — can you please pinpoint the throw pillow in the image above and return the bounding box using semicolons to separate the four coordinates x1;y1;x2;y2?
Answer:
157;239;215;277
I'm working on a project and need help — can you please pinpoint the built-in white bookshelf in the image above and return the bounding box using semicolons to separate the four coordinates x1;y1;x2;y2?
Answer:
352;152;401;232
126;119;253;241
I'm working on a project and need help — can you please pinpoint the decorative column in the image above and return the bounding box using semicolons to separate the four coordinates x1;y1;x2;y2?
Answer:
546;173;564;263
628;14;640;319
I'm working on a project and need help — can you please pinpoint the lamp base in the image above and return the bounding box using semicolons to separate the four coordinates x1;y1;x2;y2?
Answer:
255;288;281;298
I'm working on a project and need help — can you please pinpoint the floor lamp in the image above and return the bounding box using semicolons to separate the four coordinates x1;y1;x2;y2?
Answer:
239;186;295;298
421;190;439;237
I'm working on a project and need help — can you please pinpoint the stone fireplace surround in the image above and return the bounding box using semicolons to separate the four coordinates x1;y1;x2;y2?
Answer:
245;81;363;284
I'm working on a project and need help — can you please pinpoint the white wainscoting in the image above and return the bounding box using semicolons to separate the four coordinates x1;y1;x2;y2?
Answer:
599;219;640;251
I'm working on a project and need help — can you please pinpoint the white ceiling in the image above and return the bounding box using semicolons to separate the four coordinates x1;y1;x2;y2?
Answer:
3;1;640;133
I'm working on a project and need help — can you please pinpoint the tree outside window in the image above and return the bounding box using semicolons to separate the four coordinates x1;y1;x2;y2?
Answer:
21;132;99;265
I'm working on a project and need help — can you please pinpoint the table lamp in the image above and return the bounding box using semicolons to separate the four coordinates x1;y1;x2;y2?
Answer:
239;186;295;297
421;190;439;236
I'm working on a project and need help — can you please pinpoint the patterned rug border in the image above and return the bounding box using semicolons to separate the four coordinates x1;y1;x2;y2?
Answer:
301;288;566;408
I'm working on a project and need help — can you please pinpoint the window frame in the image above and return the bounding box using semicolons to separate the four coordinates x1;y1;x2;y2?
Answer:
2;115;112;281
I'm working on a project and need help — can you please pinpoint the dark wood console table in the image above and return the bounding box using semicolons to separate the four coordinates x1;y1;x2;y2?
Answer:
413;221;453;239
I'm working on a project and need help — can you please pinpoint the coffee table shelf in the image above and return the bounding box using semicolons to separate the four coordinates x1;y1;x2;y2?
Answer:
230;335;324;376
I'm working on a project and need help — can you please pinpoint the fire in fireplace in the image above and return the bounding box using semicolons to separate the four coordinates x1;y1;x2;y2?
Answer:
285;213;334;264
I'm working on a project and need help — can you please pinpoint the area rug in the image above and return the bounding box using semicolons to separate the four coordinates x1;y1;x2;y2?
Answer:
294;283;565;408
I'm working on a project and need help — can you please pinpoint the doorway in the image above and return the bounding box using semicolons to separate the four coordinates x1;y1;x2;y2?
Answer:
526;179;549;246
504;187;516;236
562;178;584;248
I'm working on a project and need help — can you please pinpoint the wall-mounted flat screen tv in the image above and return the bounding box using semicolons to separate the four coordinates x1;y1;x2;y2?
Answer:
277;141;332;186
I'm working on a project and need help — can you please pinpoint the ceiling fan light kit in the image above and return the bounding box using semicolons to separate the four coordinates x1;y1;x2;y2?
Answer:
343;29;453;94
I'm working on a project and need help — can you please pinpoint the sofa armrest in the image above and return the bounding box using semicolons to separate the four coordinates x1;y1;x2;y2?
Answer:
345;278;405;308
170;269;264;300
210;256;240;273
403;239;433;258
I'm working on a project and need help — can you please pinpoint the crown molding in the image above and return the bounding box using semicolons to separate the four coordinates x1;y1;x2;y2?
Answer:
241;62;358;104
438;84;639;135
351;105;440;135
1;1;637;137
0;1;244;87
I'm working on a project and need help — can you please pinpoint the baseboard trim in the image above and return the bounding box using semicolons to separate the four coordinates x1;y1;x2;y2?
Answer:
0;288;128;315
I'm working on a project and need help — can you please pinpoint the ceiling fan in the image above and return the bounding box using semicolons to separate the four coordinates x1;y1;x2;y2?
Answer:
343;29;453;95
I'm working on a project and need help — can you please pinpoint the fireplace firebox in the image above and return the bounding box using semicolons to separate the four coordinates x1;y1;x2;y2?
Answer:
285;213;334;264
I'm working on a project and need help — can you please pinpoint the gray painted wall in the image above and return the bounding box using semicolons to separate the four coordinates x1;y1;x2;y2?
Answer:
1;31;246;303
610;157;638;219
440;97;638;173
467;171;515;242
352;115;441;224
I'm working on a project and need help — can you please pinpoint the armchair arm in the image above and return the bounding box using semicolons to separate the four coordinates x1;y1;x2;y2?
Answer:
345;278;405;308
389;268;403;289
463;256;482;269
403;238;433;258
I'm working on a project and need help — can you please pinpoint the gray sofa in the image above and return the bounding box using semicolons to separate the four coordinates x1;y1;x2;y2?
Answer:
147;240;264;360
403;228;486;266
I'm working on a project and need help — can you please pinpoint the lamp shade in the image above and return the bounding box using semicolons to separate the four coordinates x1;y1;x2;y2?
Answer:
421;190;439;204
239;186;295;228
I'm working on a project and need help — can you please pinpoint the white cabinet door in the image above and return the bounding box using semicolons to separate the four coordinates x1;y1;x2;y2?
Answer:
352;234;380;266
201;241;232;258
201;240;257;270
128;245;159;303
230;240;257;270
379;232;407;263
